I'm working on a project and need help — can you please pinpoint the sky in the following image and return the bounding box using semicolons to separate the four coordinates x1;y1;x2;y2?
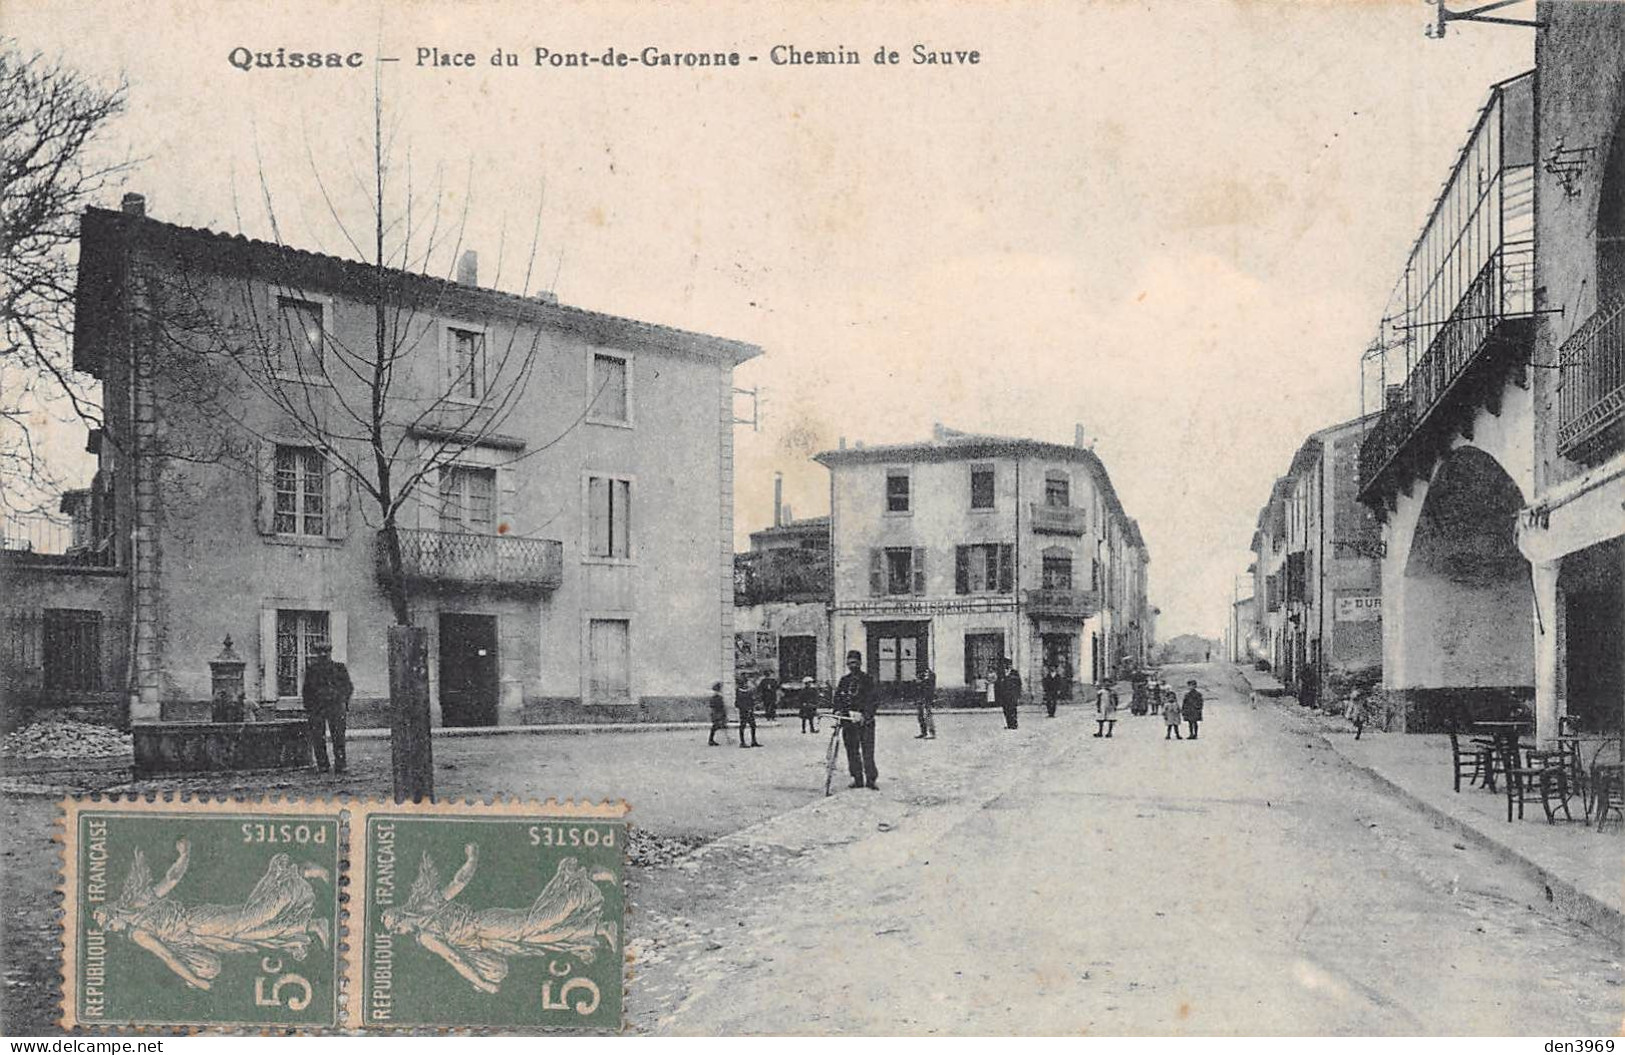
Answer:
8;0;1532;638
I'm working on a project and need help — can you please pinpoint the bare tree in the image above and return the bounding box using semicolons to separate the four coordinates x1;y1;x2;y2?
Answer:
141;81;582;799
0;41;130;513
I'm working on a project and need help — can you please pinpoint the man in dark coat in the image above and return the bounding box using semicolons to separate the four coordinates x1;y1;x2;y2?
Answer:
915;666;937;739
995;657;1023;730
757;671;780;722
1183;678;1205;740
834;650;878;789
301;640;352;774
738;675;761;748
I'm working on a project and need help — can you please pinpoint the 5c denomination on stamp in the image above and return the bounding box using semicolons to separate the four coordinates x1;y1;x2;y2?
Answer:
351;799;628;1032
59;797;344;1031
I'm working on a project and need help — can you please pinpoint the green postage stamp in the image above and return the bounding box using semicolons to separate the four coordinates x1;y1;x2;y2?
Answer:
352;800;628;1031
59;798;344;1030
58;797;628;1033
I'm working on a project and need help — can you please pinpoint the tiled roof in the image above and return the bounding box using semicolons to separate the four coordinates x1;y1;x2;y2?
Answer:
73;207;762;376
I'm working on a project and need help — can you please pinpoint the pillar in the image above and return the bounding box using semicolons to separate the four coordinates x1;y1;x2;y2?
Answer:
1532;559;1561;744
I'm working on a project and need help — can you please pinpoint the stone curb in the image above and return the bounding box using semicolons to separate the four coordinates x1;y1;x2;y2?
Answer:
1264;690;1624;946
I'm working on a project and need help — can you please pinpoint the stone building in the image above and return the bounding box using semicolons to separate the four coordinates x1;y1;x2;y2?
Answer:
53;197;759;729
1519;0;1625;741
1250;415;1383;708
733;477;833;686
814;425;1151;708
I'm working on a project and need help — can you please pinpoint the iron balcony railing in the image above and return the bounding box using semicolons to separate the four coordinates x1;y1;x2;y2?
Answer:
384;528;563;591
1557;296;1625;461
1360;244;1534;492
1022;587;1100;619
1028;502;1087;536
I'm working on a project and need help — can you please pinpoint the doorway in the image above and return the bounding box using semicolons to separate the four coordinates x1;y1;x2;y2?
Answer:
866;621;930;702
439;613;499;727
1563;538;1623;733
778;635;818;683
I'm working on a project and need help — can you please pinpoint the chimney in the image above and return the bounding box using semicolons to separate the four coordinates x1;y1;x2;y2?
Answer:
121;193;146;217
783;503;793;524
773;472;784;528
838;436;847;450
1075;424;1086;448
456;250;478;286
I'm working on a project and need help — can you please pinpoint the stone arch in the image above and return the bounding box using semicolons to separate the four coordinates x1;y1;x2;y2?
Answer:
1397;446;1534;699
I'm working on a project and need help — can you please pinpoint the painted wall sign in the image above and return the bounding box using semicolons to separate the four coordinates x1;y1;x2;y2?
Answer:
1335;595;1382;622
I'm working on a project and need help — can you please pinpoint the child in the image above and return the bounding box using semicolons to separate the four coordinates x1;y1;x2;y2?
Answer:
1183;679;1205;740
1163;688;1183;739
1093;683;1119;738
707;682;728;746
798;676;820;733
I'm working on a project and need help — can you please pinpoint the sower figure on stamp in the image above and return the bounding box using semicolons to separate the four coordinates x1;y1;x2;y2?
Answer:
302;639;352;774
995;656;1022;730
835;649;878;789
1183;679;1205;740
915;665;937;739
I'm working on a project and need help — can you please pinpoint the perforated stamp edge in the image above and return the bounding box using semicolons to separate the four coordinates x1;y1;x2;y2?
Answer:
56;795;351;1034
344;797;630;1034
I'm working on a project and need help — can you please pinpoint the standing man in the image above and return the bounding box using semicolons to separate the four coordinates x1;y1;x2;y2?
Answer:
915;665;937;740
738;675;761;748
995;657;1022;730
834;650;878;789
1183;678;1205;741
758;670;780;723
301;639;352;775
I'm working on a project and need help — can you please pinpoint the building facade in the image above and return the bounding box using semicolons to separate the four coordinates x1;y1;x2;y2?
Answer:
1254;416;1384;708
1359;16;1625;739
733;500;833;687
1520;0;1625;741
816;425;1150;707
42;197;759;729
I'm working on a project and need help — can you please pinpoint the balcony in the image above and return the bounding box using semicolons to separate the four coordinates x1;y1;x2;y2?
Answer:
1359;245;1534;504
1028;502;1087;536
382;528;562;592
1023;587;1100;620
1557;297;1625;462
1357;73;1536;510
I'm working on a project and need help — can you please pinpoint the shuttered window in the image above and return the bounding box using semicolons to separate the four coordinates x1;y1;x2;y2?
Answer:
955;544;1014;594
588;618;631;703
275;609;329;697
588;477;632;558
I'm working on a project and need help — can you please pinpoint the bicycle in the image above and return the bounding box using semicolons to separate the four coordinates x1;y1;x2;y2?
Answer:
818;711;861;796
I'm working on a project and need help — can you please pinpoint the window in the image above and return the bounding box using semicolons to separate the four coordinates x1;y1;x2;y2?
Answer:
873;634;918;683
587;618;631;703
448;327;486;401
955;543;1013;594
1042;550;1073;590
970;465;996;510
1091;557;1102;592
885;470;911;513
885;547;914;595
588;476;632;559
1044;471;1071;508
276;296;324;375
43;609;101;691
964;632;1005;688
590;353;630;424
274;446;326;536
275;609;329;697
439;466;496;534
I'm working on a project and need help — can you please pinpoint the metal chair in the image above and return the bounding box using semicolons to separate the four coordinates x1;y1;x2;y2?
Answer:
1447;731;1489;793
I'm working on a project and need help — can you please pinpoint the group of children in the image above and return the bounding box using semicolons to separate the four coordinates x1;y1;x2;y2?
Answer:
707;675;825;747
1093;677;1206;740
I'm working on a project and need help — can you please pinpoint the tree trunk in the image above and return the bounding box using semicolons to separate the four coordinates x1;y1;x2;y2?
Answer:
388;625;433;802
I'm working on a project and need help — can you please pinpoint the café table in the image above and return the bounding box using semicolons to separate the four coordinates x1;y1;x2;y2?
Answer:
1470;721;1533;792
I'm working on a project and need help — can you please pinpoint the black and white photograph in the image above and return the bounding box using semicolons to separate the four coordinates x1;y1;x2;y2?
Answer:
1;0;1622;1038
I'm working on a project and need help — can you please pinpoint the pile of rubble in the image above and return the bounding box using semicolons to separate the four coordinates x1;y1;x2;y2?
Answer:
2;719;133;761
626;828;704;869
